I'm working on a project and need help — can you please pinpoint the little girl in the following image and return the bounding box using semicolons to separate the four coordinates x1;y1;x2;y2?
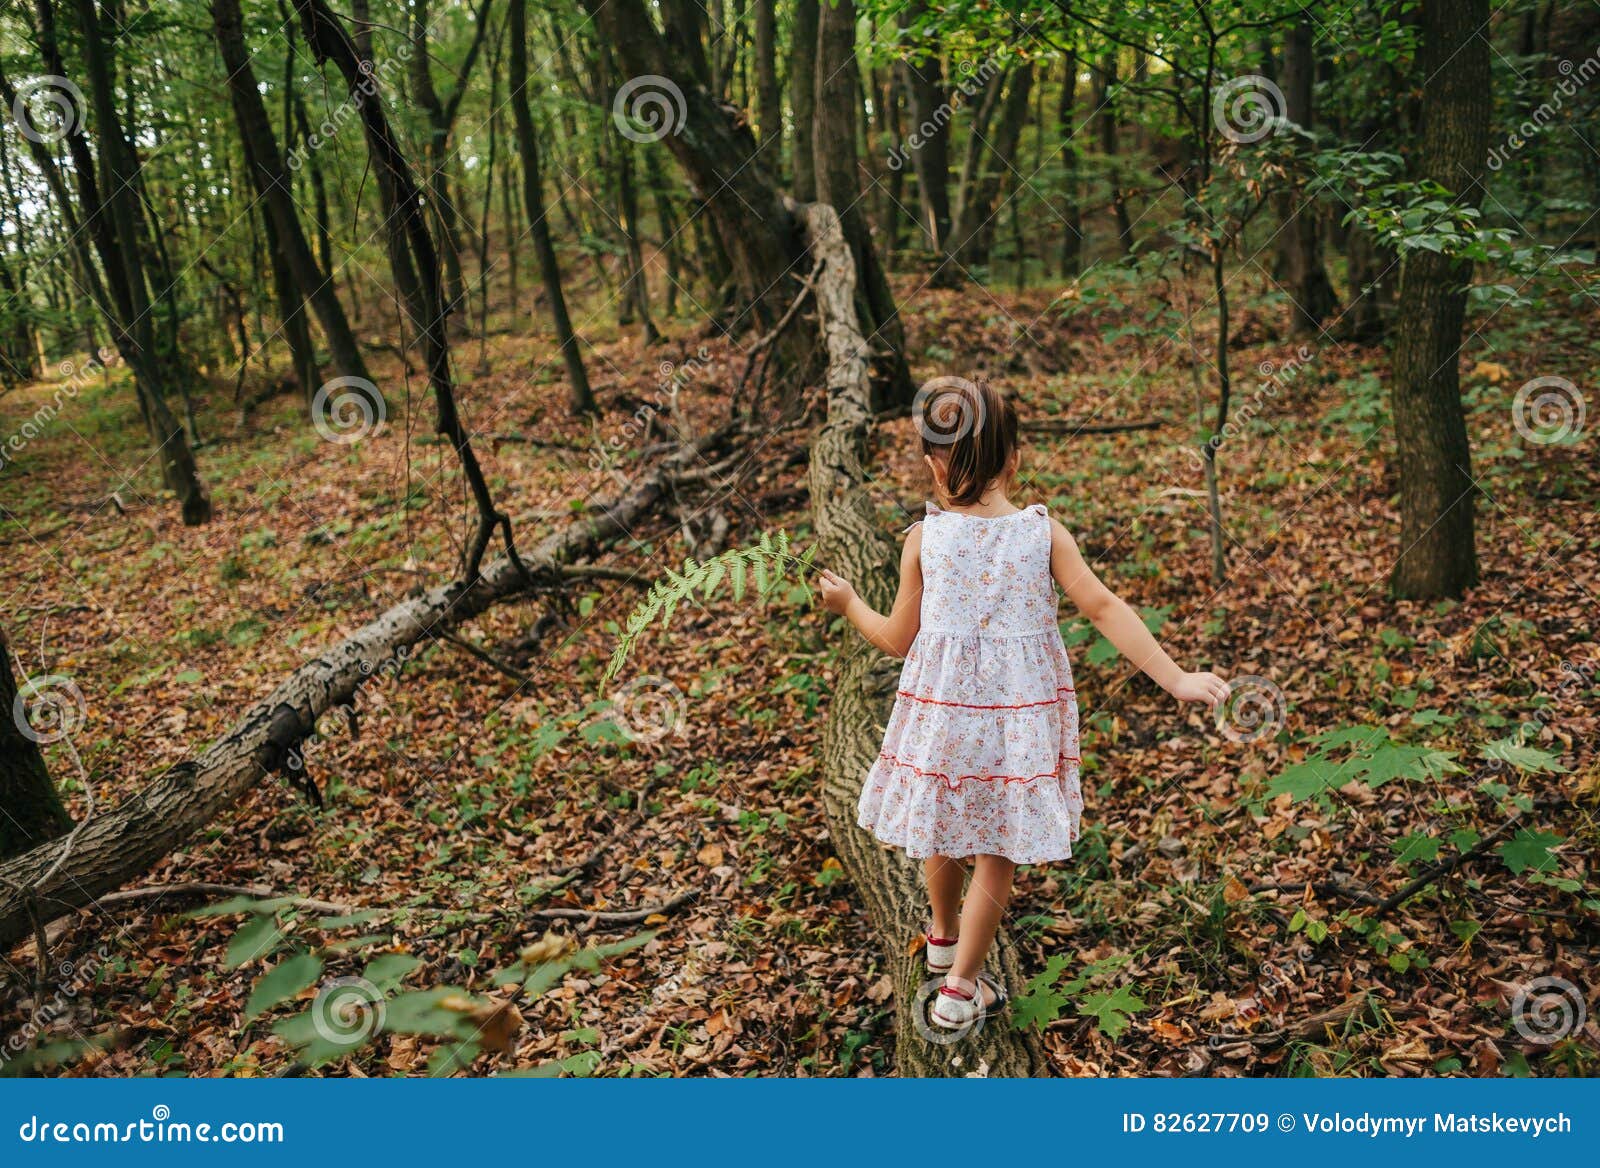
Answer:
817;379;1228;1031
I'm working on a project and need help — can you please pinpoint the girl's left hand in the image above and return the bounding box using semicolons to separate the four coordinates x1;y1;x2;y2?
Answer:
1169;670;1230;708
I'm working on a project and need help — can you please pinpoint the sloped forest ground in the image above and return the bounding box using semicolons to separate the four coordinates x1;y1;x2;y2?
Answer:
1;272;1596;1078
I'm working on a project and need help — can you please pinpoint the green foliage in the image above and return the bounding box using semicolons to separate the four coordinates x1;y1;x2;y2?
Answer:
1011;954;1143;1038
1264;724;1462;807
203;896;643;1075
604;531;815;686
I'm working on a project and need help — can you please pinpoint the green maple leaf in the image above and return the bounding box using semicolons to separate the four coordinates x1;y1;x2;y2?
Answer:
1350;743;1460;788
1009;955;1072;1031
1392;832;1442;865
1498;829;1564;875
1078;984;1145;1039
1266;756;1344;802
1479;738;1569;774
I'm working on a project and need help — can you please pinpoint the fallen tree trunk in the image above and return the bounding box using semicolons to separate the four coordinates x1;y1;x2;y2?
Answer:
0;437;724;949
802;201;1048;1078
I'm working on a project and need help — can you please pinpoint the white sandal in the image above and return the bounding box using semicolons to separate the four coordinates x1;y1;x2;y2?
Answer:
923;925;958;974
928;971;1009;1031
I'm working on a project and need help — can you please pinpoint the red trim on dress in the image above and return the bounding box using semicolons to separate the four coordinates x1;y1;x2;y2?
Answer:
875;751;1082;790
895;686;1075;710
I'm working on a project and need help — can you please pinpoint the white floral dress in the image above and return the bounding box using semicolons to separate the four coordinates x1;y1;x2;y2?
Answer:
856;502;1083;864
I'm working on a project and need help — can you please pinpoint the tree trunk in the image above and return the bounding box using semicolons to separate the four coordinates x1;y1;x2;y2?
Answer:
1058;47;1083;277
1389;0;1490;600
801;202;1047;1077
212;0;370;388
1095;55;1134;255
508;0;594;413
948;63;1033;267
0;435;728;948
580;0;818;400
814;0;913;410
897;5;951;253
1274;13;1338;336
62;0;210;524
0;630;72;863
789;0;819;201
754;0;780;174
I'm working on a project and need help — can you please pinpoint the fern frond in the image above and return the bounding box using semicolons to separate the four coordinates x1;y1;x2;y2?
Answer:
602;531;814;688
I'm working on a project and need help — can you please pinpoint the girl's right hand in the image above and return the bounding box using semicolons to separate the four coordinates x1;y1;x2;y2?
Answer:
816;569;857;615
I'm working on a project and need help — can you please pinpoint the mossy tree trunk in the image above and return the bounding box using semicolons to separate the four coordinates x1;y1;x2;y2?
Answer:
803;202;1047;1078
0;630;72;863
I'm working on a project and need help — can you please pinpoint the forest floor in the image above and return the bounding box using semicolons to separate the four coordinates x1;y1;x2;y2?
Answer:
1;271;1597;1077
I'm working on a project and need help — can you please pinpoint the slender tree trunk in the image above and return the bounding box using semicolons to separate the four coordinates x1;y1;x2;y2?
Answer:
1058;46;1083;277
508;0;594;413
814;0;912;410
754;0;781;176
1095;54;1134;254
790;0;820;202
897;5;951;253
949;63;1033;266
212;0;369;388
0;630;72;863
1389;0;1490;599
1275;13;1338;336
61;0;210;523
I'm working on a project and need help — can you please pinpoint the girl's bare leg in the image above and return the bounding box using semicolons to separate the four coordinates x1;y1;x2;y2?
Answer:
923;854;965;939
947;854;1016;1005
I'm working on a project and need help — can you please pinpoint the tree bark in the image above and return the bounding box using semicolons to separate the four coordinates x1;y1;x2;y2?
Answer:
211;0;370;388
802;201;1047;1077
0;434;727;949
1274;13;1338;336
813;0;912;411
897;5;951;253
508;0;594;413
754;0;781;174
1094;54;1134;255
0;630;72;863
1389;0;1490;599
1057;47;1084;277
789;0;819;202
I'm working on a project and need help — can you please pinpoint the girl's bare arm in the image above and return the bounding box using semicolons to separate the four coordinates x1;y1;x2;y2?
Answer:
1049;518;1228;707
817;525;923;658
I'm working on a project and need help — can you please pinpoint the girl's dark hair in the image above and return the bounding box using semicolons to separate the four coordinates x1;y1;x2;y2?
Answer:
918;378;1019;506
